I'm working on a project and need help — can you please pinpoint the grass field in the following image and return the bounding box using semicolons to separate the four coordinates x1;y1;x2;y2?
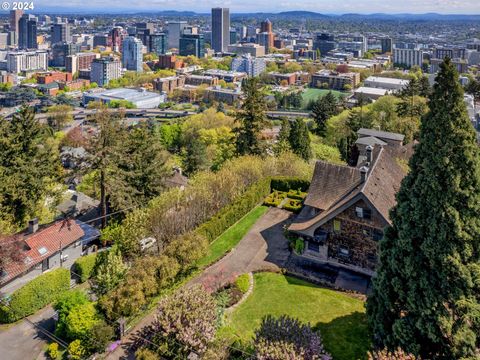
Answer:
302;88;346;108
196;206;268;268
225;272;371;360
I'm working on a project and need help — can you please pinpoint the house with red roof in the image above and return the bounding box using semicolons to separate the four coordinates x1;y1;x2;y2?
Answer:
0;218;100;295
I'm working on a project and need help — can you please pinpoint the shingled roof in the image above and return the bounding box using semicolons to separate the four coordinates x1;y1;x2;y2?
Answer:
1;220;99;285
289;144;413;233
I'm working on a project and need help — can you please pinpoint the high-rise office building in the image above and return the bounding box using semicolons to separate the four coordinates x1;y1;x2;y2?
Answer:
380;37;393;54
167;21;187;50
109;27;127;53
18;15;37;50
211;8;230;53
179;34;205;58
149;33;167;55
93;34;108;47
51;23;71;45
9;10;23;33
313;33;336;56
90;57;122;86
122;36;143;72
51;43;80;67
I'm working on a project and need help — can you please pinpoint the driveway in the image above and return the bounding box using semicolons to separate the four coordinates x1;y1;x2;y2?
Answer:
106;207;293;360
190;207;293;290
0;306;55;360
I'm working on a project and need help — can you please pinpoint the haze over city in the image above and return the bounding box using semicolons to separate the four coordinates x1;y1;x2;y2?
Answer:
15;0;480;14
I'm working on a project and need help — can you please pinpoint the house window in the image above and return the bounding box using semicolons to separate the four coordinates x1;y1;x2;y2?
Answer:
333;219;341;233
355;207;372;220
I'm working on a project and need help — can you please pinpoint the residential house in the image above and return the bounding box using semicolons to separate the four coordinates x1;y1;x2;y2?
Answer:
0;219;100;295
289;128;412;276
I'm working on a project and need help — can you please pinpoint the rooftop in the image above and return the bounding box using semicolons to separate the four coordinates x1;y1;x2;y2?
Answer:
365;76;410;86
357;128;405;141
84;88;161;102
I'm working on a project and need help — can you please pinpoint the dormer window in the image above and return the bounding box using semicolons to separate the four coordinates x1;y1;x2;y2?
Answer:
355;207;372;220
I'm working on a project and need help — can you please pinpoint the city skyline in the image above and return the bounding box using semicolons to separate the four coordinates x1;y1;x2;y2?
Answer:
5;0;480;15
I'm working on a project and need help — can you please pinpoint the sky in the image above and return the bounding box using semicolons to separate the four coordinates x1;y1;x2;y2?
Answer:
10;0;480;14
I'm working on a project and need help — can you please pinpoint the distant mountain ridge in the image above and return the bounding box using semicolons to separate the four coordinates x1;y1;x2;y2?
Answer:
29;8;480;19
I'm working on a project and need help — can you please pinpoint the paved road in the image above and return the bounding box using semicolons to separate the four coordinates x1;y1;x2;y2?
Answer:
106;207;292;360
0;306;56;360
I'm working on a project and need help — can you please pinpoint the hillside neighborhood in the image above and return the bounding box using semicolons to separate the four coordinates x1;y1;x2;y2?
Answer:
0;5;480;360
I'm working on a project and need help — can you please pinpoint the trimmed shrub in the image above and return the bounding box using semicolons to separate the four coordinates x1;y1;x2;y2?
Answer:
283;198;303;213
196;178;271;242
295;238;305;254
264;191;287;207
74;253;97;283
235;274;250;294
271;177;310;192
46;342;59;360
0;268;70;323
287;189;308;200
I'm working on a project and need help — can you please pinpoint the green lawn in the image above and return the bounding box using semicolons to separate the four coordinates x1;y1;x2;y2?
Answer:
302;88;345;108
196;206;269;268
225;272;371;360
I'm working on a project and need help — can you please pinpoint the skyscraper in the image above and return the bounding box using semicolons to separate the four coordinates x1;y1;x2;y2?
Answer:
259;19;274;50
149;33;167;55
9;10;23;33
51;23;71;45
18;14;37;50
167;21;187;50
122;36;143;72
381;37;393;54
179;34;205;58
211;8;230;53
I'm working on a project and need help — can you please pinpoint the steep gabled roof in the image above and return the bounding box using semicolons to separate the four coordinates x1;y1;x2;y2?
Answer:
303;161;363;210
290;144;412;233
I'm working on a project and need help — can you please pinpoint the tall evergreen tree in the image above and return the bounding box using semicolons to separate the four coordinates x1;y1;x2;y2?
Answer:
275;118;291;155
367;58;480;359
288;118;312;161
0;107;60;231
234;78;268;155
311;91;338;136
119;124;170;208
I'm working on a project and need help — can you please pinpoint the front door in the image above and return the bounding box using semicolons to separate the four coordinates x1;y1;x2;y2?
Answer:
42;258;49;272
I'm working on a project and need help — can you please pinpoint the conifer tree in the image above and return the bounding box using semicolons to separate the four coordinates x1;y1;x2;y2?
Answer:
275;118;291;155
367;58;480;359
0;107;59;231
288;118;312;161
311;91;338;136
234;78;268;155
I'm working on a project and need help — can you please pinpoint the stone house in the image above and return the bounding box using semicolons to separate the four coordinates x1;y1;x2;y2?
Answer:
289;129;413;276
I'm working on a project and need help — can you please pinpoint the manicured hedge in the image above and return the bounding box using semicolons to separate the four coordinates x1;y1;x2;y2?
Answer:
283;198;303;213
196;178;271;242
270;177;310;193
235;274;250;294
263;191;287;207
74;253;98;283
0;268;70;323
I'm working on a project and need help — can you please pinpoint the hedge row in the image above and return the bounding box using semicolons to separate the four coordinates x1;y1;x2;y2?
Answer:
74;253;98;283
196;178;271;242
0;268;70;323
271;177;310;193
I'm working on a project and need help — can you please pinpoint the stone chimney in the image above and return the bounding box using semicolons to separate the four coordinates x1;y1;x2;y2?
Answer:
360;166;369;182
28;218;39;234
366;145;373;163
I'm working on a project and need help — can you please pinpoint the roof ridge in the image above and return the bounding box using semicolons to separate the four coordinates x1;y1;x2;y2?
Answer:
314;159;361;172
360;146;384;193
